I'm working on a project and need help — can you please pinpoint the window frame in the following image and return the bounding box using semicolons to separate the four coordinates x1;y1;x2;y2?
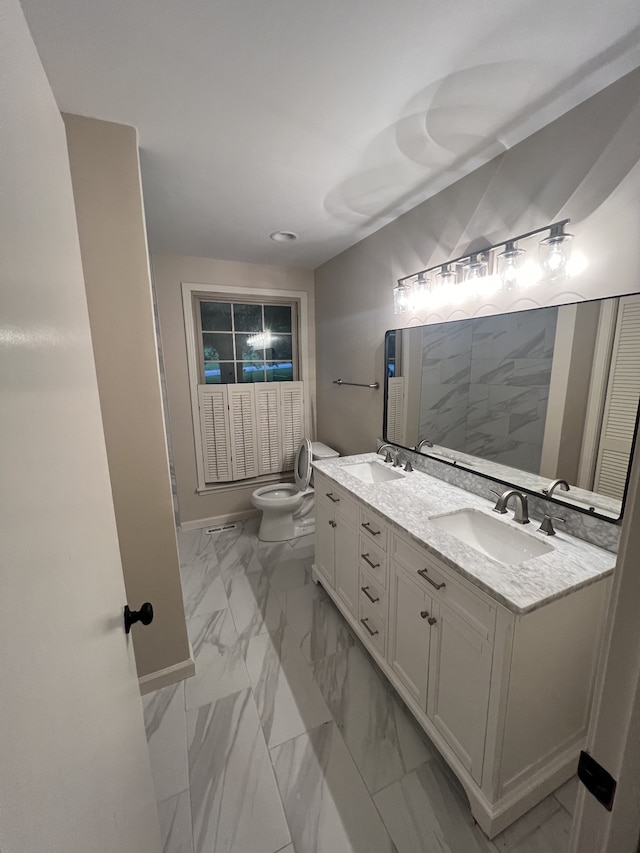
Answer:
182;282;311;493
193;293;300;386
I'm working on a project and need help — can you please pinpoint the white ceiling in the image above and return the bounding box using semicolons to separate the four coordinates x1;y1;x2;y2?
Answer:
20;0;640;269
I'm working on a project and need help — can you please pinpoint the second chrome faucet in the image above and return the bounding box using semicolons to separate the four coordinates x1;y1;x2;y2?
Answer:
491;488;530;524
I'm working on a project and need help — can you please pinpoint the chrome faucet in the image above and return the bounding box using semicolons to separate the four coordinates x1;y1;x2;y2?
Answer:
376;443;395;463
414;438;434;452
491;489;530;524
543;478;570;498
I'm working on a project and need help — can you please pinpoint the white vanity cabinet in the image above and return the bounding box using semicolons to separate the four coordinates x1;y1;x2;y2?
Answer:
314;474;359;615
312;464;612;838
389;537;495;784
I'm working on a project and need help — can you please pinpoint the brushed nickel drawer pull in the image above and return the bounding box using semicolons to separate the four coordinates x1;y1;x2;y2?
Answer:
360;617;379;637
326;492;340;503
361;522;381;536
417;568;446;590
361;586;380;603
361;553;380;570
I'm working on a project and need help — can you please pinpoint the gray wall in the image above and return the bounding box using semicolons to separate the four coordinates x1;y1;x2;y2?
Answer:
152;254;315;526
314;68;640;465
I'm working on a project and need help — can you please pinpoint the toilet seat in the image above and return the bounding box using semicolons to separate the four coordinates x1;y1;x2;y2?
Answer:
294;438;313;491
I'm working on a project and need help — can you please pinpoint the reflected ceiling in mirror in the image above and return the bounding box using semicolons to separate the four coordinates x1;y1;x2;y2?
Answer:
384;293;640;521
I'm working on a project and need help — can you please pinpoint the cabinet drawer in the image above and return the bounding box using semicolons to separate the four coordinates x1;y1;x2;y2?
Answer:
359;507;388;549
316;478;357;525
392;537;495;641
358;600;386;656
358;536;388;588
359;569;387;623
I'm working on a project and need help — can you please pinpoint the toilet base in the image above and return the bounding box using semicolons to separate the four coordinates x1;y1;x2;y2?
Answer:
258;513;315;542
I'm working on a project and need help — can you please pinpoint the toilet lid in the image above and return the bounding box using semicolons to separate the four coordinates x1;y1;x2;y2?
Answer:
294;438;313;491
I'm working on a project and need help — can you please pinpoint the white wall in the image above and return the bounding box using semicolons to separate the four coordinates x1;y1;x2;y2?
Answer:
314;67;640;457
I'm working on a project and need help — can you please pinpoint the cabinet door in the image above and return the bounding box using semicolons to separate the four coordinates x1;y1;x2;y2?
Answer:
315;497;335;588
334;514;358;616
427;602;492;784
388;567;431;707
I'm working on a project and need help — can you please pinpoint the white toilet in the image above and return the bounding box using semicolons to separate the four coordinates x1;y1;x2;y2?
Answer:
251;439;339;542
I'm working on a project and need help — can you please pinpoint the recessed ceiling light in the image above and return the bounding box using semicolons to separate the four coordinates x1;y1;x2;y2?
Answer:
270;230;298;242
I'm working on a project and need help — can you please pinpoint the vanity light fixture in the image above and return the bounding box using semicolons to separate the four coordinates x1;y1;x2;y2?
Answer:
412;272;431;310
464;253;488;285
393;218;583;314
497;241;525;291
393;279;414;314
539;222;573;280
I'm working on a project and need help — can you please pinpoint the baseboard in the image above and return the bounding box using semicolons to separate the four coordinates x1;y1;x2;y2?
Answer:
180;508;259;532
138;655;196;695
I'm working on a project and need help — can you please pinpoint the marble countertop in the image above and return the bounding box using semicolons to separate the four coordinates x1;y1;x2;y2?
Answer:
313;453;616;615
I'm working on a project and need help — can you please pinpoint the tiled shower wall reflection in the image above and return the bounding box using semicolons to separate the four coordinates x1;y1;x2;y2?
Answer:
419;308;558;473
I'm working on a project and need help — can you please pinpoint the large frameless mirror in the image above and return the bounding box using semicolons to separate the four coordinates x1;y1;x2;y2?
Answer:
384;293;640;521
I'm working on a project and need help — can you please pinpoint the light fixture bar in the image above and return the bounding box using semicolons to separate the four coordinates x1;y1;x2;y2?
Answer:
396;218;570;287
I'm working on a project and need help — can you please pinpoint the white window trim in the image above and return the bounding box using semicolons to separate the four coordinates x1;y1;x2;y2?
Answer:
181;282;311;492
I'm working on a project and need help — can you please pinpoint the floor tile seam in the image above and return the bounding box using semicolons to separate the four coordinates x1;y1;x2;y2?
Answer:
270;716;394;845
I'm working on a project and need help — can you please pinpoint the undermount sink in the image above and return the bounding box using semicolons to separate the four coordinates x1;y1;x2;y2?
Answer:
343;460;405;484
429;509;554;565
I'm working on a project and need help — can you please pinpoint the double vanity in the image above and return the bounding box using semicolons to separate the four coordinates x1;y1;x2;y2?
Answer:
312;452;615;838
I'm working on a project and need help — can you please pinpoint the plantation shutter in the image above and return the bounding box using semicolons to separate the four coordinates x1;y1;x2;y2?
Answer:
594;295;640;500
198;385;232;482
255;383;282;475
227;385;260;480
280;381;304;470
387;377;405;444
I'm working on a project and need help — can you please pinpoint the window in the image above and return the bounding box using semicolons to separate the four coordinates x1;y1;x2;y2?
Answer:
182;284;310;492
195;297;297;384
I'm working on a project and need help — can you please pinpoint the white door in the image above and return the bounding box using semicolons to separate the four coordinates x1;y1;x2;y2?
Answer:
0;3;160;851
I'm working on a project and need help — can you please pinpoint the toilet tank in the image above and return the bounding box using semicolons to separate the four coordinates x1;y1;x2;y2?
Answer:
311;441;339;460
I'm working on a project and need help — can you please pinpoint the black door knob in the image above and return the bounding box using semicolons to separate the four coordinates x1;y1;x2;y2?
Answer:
124;602;154;634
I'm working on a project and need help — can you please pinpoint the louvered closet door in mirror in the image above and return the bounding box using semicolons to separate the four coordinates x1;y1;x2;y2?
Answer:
594;294;640;500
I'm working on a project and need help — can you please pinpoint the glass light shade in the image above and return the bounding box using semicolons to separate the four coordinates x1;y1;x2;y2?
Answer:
412;273;431;310
540;225;573;281
497;242;525;291
435;263;457;295
393;281;414;314
464;254;488;294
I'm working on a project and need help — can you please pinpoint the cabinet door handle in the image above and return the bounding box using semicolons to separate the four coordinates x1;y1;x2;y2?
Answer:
420;610;429;619
326;492;340;503
417;568;446;590
361;586;380;603
428;616;437;626
328;519;337;528
361;553;380;570
360;617;379;637
361;522;381;536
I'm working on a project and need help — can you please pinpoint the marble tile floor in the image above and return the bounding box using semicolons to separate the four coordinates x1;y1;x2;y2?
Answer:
143;518;578;853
